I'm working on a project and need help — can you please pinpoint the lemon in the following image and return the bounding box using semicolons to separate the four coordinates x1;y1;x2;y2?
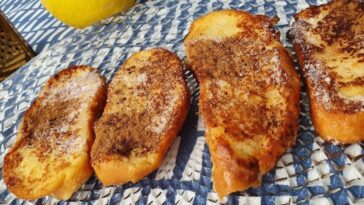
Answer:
40;0;135;29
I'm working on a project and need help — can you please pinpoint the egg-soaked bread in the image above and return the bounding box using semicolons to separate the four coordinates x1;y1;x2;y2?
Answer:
185;10;301;197
290;0;364;143
3;66;107;200
91;48;189;186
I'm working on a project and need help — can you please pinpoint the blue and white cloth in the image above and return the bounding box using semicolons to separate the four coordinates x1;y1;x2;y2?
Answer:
0;0;147;54
0;0;363;204
0;0;75;53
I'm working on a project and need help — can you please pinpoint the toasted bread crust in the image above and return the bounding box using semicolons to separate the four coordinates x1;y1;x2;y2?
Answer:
91;48;189;186
185;10;300;197
3;66;107;200
291;0;364;143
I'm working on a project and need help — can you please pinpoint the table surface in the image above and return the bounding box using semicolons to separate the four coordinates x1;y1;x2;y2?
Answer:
0;0;363;205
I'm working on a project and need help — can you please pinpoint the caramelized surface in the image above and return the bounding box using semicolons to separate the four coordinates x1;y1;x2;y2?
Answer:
92;48;189;164
185;10;300;197
189;38;290;141
291;0;364;113
3;66;106;199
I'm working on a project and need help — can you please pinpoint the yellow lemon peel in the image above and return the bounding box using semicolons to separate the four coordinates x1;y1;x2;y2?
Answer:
41;0;135;29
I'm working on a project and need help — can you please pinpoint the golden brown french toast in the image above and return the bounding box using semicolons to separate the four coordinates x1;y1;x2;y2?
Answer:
185;10;300;197
91;48;189;186
290;0;364;143
3;66;107;200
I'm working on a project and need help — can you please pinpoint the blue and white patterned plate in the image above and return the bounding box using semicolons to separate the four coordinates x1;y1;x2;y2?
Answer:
0;0;363;204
